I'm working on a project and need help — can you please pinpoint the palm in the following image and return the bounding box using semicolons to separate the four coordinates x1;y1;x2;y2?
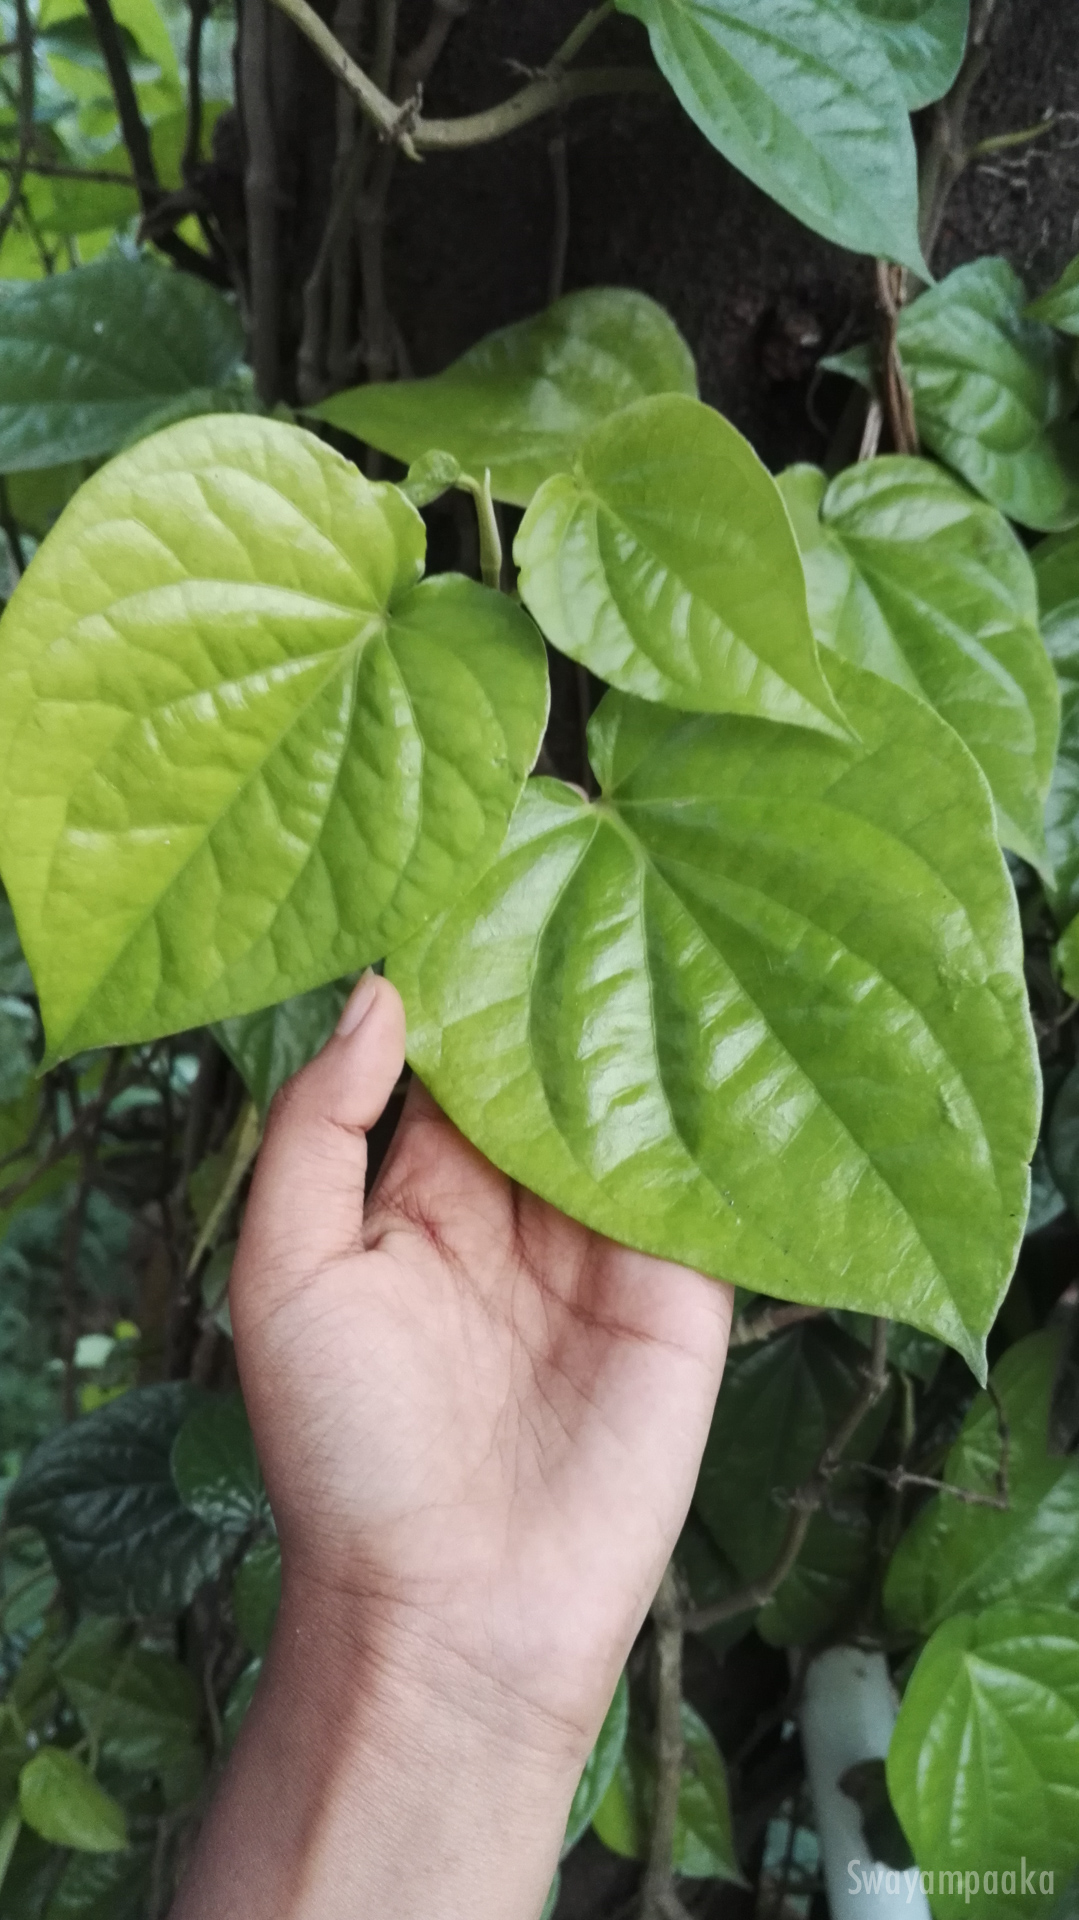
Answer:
232;985;731;1741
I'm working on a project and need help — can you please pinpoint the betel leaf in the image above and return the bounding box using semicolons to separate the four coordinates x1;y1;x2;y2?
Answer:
563;1673;630;1857
694;1321;892;1646
43;1848;153;1920
312;288;697;507
887;1607;1079;1920
591;1703;743;1882
233;1537;281;1657
1034;529;1079;922
214;979;352;1112
388;654;1037;1374
849;0;968;109
826;260;1079;532
0;414;548;1059
515;395;847;736
779;458;1059;872
1029;254;1079;336
0;255;245;471
18;1751;126;1854
884;1331;1079;1634
613;0;926;274
7;1383;227;1615
171;1391;268;1532
55;1618;201;1775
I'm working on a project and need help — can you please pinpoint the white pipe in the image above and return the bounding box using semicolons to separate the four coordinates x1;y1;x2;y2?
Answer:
799;1644;931;1920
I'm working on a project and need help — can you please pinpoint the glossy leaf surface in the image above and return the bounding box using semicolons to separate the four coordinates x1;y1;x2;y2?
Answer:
389;657;1036;1371
214;980;351;1112
850;0;968;108
827;260;1079;531
171;1392;268;1532
516;395;846;734
55;1618;201;1774
1035;529;1079;921
780;458;1059;870
887;1607;1079;1919
0;255;245;471
313;289;697;506
18;1751;126;1854
1029;254;1079;335
0;414;548;1059
233;1538;281;1657
885;1332;1079;1633
613;0;926;272
563;1674;630;1856
8;1384;227;1615
591;1702;742;1881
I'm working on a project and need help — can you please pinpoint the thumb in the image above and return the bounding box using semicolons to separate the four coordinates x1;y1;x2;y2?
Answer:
235;971;406;1287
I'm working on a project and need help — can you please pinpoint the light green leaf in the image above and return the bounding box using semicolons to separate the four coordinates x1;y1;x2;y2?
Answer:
312;288;697;507
0;414;548;1059
884;1331;1079;1634
233;1538;281;1657
214;980;352;1112
55;1618;201;1775
388;654;1036;1373
613;0;926;273
0;255;245;471
1036;529;1079;922
516;394;847;736
18;1750;126;1854
887;1606;1079;1919
848;0;969;109
563;1674;630;1856
694;1321;892;1645
825;260;1079;532
780;456;1059;871
591;1703;743;1882
171;1392;268;1533
399;449;463;508
1029;254;1079;336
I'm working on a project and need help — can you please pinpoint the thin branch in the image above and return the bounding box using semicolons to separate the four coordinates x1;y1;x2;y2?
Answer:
0;156;136;185
640;1564;688;1920
240;0;281;404
0;475;26;579
686;1319;890;1634
874;259;917;455
729;1303;826;1348
0;0;34;252
182;0;211;180
845;1459;1008;1510
917;0;1004;265
547;126;570;304
58;1054;123;1422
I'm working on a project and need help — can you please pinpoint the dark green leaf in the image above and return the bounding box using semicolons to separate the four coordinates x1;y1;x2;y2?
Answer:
887;1606;1079;1919
1026;1140;1066;1236
1029;254;1079;335
312;289;697;506
613;0;926;273
591;1703;743;1882
849;0;968;108
55;1617;201;1774
780;457;1059;873
838;1757;913;1871
563;1673;629;1856
8;1384;227;1615
222;1659;261;1748
232;1537;281;1657
539;1871;560;1920
171;1392;268;1533
214;981;352;1112
884;1331;1079;1633
43;1848;152;1920
826;260;1079;532
0;896;32;996
1048;1066;1079;1216
0;256;245;471
388;656;1037;1372
516;395;847;735
0;415;549;1058
1035;529;1079;923
18;1750;126;1854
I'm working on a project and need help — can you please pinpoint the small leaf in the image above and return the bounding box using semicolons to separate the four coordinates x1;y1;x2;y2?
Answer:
0;255;245;471
55;1618;202;1775
591;1703;743;1882
1029;253;1079;335
171;1392;268;1532
848;0;968;108
214;981;352;1112
516;395;848;736
825;260;1079;532
399;449;463;508
388;655;1037;1372
0;414;549;1058
563;1673;629;1856
887;1606;1079;1919
613;0;927;273
780;456;1060;871
233;1537;281;1657
1036;528;1079;922
7;1383;227;1615
884;1331;1079;1634
312;289;697;506
18;1750;127;1854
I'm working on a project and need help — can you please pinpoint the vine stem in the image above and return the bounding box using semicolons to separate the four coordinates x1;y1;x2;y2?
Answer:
0;0;34;252
917;0;1004;264
640;1563;690;1920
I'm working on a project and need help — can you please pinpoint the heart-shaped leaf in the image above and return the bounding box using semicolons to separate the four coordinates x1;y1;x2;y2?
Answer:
884;1331;1079;1634
780;457;1059;872
171;1392;268;1533
0;414;548;1059
849;0;968;109
56;1618;202;1775
1029;253;1079;335
1036;530;1079;922
389;654;1037;1373
613;0;926;273
0;255;245;471
516;395;847;735
312;289;697;506
826;260;1079;532
19;1750;127;1853
887;1606;1079;1920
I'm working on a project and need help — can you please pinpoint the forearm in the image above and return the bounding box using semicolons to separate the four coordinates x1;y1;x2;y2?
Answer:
170;1578;584;1920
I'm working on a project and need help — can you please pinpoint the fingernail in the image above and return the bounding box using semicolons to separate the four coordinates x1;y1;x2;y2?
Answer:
336;969;379;1038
